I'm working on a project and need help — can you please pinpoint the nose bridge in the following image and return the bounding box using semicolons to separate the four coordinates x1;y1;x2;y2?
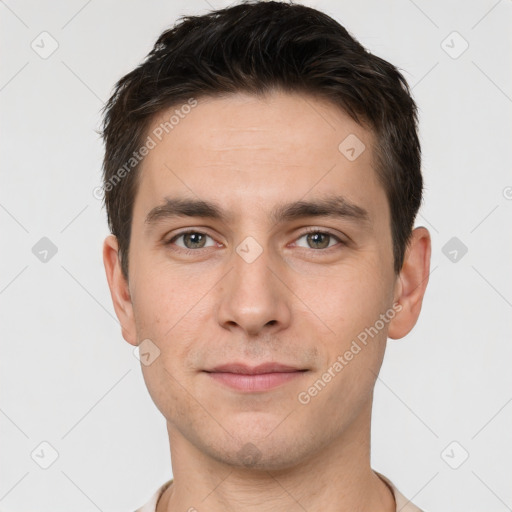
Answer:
233;238;272;296
216;236;290;334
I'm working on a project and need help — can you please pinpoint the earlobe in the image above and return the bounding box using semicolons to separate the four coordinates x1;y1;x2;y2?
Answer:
388;227;431;340
102;235;138;346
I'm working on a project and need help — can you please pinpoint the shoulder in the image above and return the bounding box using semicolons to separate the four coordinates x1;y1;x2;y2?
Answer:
133;480;173;512
134;475;427;512
376;472;427;512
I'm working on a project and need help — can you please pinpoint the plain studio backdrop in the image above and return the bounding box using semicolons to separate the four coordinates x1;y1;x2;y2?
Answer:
1;1;511;511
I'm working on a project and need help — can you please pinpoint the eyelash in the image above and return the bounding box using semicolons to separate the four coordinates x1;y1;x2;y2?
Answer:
165;228;346;254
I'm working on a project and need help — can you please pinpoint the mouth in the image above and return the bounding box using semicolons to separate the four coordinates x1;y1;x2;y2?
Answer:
203;362;308;392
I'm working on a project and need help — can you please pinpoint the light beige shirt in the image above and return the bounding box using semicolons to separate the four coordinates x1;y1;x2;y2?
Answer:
134;472;425;511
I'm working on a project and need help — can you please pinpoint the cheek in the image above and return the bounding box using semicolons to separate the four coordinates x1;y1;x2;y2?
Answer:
131;262;189;334
140;359;194;429
132;269;211;370
294;259;391;331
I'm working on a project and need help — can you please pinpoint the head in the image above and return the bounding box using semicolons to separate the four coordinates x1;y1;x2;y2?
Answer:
102;1;430;470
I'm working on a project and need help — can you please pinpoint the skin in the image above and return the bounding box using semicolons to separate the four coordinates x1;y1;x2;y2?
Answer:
103;90;431;511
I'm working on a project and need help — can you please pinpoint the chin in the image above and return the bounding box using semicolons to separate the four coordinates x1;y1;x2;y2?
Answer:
201;428;318;472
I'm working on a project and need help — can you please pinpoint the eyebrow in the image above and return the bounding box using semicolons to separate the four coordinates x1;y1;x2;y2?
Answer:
144;195;370;228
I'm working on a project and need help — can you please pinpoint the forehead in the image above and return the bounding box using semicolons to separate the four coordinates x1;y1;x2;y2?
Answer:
135;90;386;225
147;91;373;164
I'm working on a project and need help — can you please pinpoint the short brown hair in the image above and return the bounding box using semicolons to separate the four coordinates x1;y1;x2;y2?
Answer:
101;0;422;280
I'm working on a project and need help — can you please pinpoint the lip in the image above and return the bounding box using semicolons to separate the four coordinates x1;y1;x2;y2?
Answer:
208;362;303;374
204;362;307;392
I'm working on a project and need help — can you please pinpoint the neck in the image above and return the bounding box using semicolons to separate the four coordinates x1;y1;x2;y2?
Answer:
158;399;395;512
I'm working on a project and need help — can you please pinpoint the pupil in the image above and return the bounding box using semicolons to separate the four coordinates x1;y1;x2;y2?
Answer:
185;233;205;248
308;233;329;249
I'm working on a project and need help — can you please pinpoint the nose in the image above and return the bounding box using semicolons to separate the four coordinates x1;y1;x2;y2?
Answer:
215;240;292;337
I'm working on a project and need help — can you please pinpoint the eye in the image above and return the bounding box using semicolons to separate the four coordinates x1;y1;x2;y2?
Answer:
168;231;217;250
295;230;343;250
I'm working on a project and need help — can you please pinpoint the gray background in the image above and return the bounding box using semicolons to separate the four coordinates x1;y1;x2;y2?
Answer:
1;0;511;510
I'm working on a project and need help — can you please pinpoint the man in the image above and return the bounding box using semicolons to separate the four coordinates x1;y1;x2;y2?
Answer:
101;1;431;510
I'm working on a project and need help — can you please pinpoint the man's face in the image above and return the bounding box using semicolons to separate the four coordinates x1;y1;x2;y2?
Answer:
120;91;401;469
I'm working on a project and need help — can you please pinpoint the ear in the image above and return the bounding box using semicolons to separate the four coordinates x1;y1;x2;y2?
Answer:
388;227;431;340
103;234;138;346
